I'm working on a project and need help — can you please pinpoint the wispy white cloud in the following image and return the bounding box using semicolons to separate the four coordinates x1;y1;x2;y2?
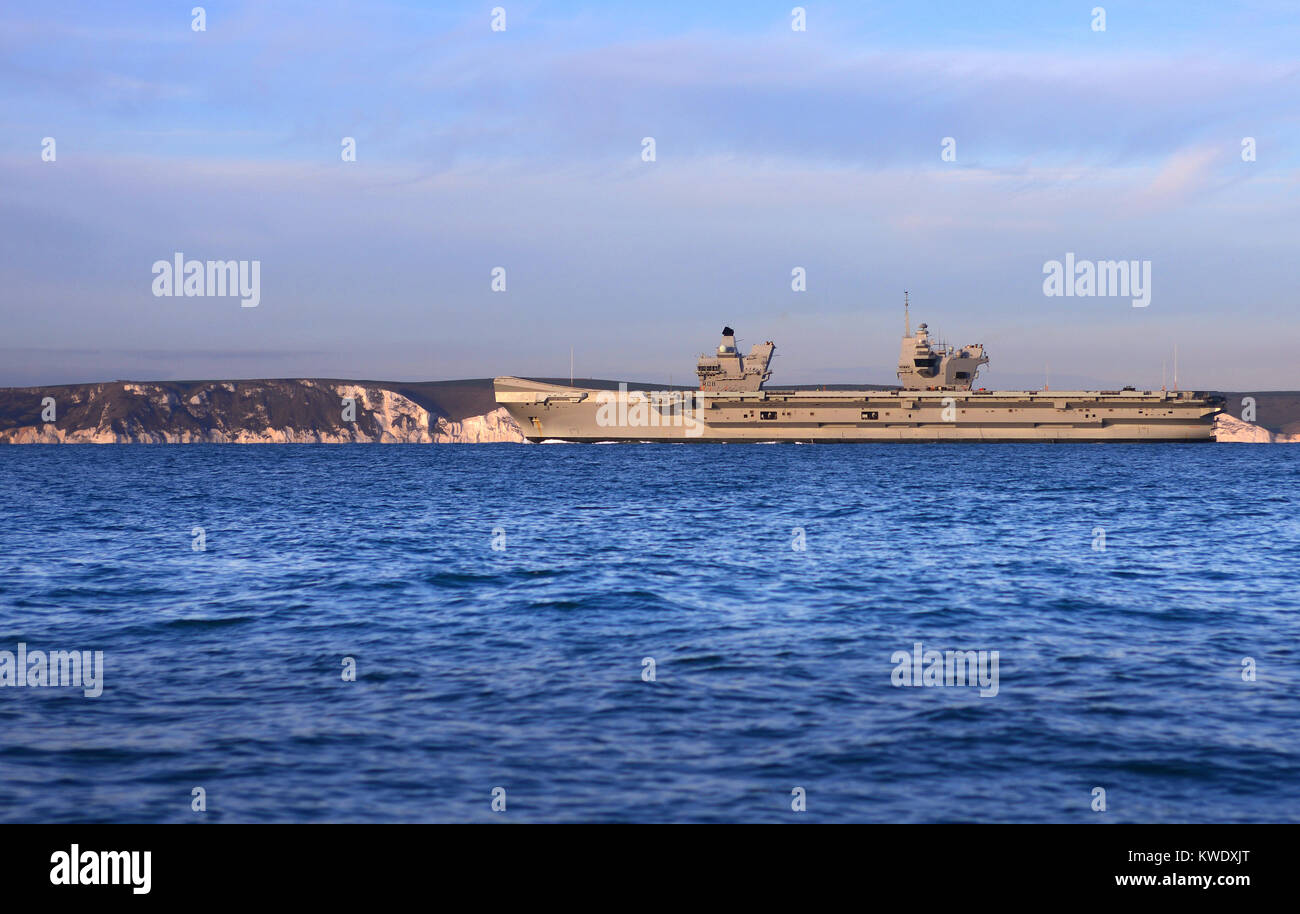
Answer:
1140;146;1224;205
2;1;1298;388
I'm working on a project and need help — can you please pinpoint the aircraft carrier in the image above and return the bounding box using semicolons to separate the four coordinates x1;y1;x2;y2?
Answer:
494;302;1221;443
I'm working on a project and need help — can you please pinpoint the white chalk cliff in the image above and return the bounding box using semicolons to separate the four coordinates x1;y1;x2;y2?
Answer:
1214;413;1300;443
0;381;527;444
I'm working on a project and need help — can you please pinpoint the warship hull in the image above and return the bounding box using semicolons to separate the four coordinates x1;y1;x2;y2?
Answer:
494;378;1221;443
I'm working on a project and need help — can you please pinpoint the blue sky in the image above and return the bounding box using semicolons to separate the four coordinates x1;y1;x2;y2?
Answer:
2;1;1298;388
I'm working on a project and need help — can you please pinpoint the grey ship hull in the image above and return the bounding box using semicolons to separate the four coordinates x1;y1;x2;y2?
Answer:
494;378;1221;442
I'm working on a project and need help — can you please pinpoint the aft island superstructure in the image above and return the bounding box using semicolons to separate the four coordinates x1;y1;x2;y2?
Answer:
494;302;1221;442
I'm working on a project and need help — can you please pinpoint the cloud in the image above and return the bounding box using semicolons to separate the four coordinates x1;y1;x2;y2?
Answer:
5;5;1298;170
2;2;1298;389
1139;146;1225;206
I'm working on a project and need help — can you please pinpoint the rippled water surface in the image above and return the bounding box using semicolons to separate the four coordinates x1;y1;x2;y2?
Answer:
1;444;1298;822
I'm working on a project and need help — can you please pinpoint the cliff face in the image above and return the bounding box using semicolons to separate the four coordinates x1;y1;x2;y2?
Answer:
1215;391;1300;438
1215;413;1300;444
0;380;526;444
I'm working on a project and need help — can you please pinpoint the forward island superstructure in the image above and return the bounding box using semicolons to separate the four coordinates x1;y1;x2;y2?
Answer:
494;301;1221;442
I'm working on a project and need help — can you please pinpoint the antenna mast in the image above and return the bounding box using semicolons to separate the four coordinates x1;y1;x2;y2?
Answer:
904;290;910;336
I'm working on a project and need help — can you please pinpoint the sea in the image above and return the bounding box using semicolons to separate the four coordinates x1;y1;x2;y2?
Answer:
0;443;1297;823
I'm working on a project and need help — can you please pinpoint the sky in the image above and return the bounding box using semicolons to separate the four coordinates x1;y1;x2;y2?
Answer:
1;1;1298;390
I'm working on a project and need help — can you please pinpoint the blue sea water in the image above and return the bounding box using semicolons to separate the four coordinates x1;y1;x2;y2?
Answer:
0;443;1297;823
